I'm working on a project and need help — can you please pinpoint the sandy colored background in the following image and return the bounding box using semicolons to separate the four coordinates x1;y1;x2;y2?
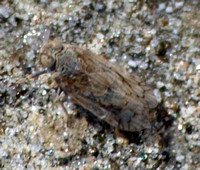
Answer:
0;0;200;169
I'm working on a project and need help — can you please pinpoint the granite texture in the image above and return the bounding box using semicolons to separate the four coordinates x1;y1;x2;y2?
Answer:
0;0;199;169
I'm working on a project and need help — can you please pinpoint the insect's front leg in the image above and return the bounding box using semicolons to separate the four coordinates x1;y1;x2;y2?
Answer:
51;72;78;127
56;90;78;128
51;74;68;113
55;88;67;105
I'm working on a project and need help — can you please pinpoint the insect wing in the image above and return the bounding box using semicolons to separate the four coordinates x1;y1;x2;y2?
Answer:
54;75;119;128
53;47;158;132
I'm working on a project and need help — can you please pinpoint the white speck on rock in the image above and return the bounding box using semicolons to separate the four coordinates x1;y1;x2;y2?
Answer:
157;3;166;11
175;1;184;8
156;81;165;89
128;60;137;67
176;154;185;162
0;5;10;18
154;89;161;103
166;6;173;13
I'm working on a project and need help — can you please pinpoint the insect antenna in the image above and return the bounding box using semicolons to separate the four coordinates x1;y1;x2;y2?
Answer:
31;69;48;78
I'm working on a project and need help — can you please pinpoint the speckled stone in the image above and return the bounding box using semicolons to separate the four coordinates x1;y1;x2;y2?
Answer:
0;0;200;169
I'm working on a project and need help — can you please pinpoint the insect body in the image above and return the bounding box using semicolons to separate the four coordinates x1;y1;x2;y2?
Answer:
39;40;158;132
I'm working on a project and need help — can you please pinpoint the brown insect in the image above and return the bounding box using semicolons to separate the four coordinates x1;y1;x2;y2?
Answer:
38;39;158;132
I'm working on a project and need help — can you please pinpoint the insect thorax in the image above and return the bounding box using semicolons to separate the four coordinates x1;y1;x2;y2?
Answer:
56;49;80;76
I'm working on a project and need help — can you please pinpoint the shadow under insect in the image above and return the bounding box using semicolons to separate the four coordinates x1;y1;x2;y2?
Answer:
39;40;158;131
35;39;174;138
32;39;176;167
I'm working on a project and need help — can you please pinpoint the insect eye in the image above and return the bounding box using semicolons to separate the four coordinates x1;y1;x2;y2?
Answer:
40;54;55;68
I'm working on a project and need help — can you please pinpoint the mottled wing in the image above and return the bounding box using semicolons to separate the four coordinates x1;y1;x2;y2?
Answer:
55;46;158;132
88;69;157;132
54;75;119;128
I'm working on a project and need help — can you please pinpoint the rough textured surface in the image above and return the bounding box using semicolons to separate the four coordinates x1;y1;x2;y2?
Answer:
0;0;199;169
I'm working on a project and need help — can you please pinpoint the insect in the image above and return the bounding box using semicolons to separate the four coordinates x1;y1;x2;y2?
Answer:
38;39;158;132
